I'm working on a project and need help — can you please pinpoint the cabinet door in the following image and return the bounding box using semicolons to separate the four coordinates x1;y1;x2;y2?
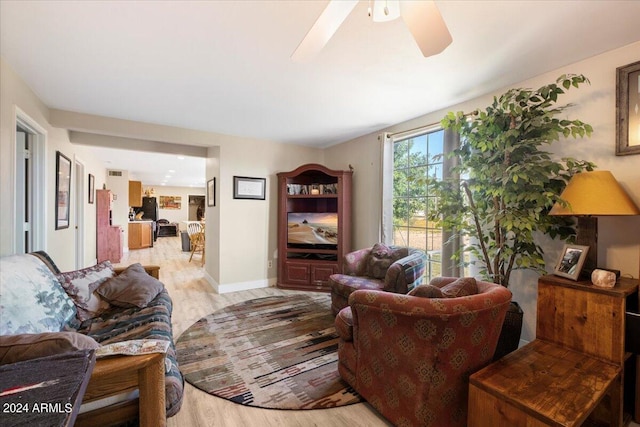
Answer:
140;223;151;247
284;262;310;285
107;226;122;263
129;181;143;207
311;264;338;288
128;223;141;249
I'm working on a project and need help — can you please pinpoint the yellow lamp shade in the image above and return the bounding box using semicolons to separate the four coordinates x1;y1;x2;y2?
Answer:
549;171;640;216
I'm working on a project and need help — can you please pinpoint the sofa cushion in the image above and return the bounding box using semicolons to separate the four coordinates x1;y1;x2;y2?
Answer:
366;243;405;279
57;261;114;321
0;332;99;365
96;263;165;308
440;277;478;298
0;254;76;335
408;284;444;298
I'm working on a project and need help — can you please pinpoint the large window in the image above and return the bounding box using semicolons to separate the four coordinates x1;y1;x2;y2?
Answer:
392;128;444;282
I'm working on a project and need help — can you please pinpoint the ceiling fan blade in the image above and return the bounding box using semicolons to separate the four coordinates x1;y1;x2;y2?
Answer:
400;0;452;57
291;0;359;62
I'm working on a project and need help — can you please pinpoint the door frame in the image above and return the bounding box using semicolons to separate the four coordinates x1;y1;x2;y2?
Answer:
14;106;47;253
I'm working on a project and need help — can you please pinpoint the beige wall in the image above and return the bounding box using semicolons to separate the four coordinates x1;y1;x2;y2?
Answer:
0;59;107;270
325;41;640;343
49;108;324;291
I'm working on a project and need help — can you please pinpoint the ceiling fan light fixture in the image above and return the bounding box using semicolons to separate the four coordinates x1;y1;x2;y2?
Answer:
372;0;400;22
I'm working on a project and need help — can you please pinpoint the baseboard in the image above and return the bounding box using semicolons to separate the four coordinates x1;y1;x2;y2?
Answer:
204;271;277;294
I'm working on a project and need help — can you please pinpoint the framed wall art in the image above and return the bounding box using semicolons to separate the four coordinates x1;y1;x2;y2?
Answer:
88;174;95;204
616;60;640;155
207;178;216;207
233;176;266;200
554;244;589;280
55;151;72;230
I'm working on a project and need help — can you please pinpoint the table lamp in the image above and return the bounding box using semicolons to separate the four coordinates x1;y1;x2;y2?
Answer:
549;170;640;275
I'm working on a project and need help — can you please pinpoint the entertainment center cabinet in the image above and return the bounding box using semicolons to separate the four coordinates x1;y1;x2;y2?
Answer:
277;164;352;291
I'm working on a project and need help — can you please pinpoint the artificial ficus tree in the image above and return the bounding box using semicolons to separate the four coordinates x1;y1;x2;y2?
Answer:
429;74;596;287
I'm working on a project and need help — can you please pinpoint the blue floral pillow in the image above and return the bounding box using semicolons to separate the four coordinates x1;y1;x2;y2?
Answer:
0;254;76;335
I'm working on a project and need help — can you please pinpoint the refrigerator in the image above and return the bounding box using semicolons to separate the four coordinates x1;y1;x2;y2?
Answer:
140;196;159;241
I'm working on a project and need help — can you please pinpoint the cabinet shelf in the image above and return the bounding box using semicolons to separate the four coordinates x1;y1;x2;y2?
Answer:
277;163;352;292
286;194;339;199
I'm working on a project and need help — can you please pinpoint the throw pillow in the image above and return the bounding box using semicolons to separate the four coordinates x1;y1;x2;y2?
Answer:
366;243;406;279
96;263;164;308
439;277;478;298
56;261;115;321
0;332;99;365
408;284;444;298
0;254;77;335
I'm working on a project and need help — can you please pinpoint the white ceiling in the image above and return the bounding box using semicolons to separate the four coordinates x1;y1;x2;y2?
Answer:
2;0;640;186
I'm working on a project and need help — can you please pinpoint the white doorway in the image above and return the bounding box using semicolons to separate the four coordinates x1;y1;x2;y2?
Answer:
15;109;46;254
75;159;85;268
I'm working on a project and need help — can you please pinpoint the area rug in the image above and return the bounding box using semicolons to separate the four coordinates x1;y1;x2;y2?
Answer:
175;294;362;410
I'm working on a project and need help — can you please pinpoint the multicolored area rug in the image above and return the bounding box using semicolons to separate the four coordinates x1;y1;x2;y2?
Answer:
175;294;362;410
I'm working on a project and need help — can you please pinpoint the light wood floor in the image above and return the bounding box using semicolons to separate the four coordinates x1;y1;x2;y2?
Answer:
116;236;392;427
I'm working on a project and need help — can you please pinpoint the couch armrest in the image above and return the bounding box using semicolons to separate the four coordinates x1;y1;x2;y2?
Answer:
335;307;354;342
113;265;160;279
383;249;427;293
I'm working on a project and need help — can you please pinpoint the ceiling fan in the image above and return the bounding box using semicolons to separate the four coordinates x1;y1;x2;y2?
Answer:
291;0;452;62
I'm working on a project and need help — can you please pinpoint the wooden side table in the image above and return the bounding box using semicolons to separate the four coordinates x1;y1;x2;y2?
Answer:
469;275;638;427
0;349;95;427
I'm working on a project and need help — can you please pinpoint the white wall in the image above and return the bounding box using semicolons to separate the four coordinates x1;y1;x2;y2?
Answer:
0;59;107;271
325;41;640;343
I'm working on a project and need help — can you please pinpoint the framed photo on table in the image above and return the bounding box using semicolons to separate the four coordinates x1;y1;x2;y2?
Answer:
233;176;265;200
554;244;589;280
616;60;640;155
88;174;95;204
55;151;72;230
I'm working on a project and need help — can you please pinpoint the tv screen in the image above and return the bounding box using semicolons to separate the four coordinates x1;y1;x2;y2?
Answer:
287;212;338;247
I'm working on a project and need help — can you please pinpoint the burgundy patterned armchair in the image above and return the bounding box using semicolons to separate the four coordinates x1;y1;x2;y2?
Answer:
329;243;427;315
335;277;512;427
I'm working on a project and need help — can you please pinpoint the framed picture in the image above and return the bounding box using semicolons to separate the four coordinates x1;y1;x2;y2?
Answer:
207;178;216;206
616;60;640;155
55;151;72;230
233;176;266;200
88;174;95;204
554;244;589;280
159;196;182;209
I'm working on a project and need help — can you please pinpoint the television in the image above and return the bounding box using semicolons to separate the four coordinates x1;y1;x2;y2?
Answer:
287;212;338;249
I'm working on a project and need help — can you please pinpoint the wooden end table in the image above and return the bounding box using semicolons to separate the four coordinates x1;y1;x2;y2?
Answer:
0;349;95;427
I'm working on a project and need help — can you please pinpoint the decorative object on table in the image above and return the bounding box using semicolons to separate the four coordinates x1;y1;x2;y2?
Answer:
553;244;589;280
207;178;215;207
55;151;72;230
549;170;640;275
159;195;181;209
430;75;595;357
175;294;362;410
616;60;640;155
233;176;266;200
88;173;95;204
591;268;617;288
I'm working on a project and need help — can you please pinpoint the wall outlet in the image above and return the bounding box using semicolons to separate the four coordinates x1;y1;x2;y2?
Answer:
268;260;273;268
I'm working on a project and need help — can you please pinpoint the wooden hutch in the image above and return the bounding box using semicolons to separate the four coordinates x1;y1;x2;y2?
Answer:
277;164;352;291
